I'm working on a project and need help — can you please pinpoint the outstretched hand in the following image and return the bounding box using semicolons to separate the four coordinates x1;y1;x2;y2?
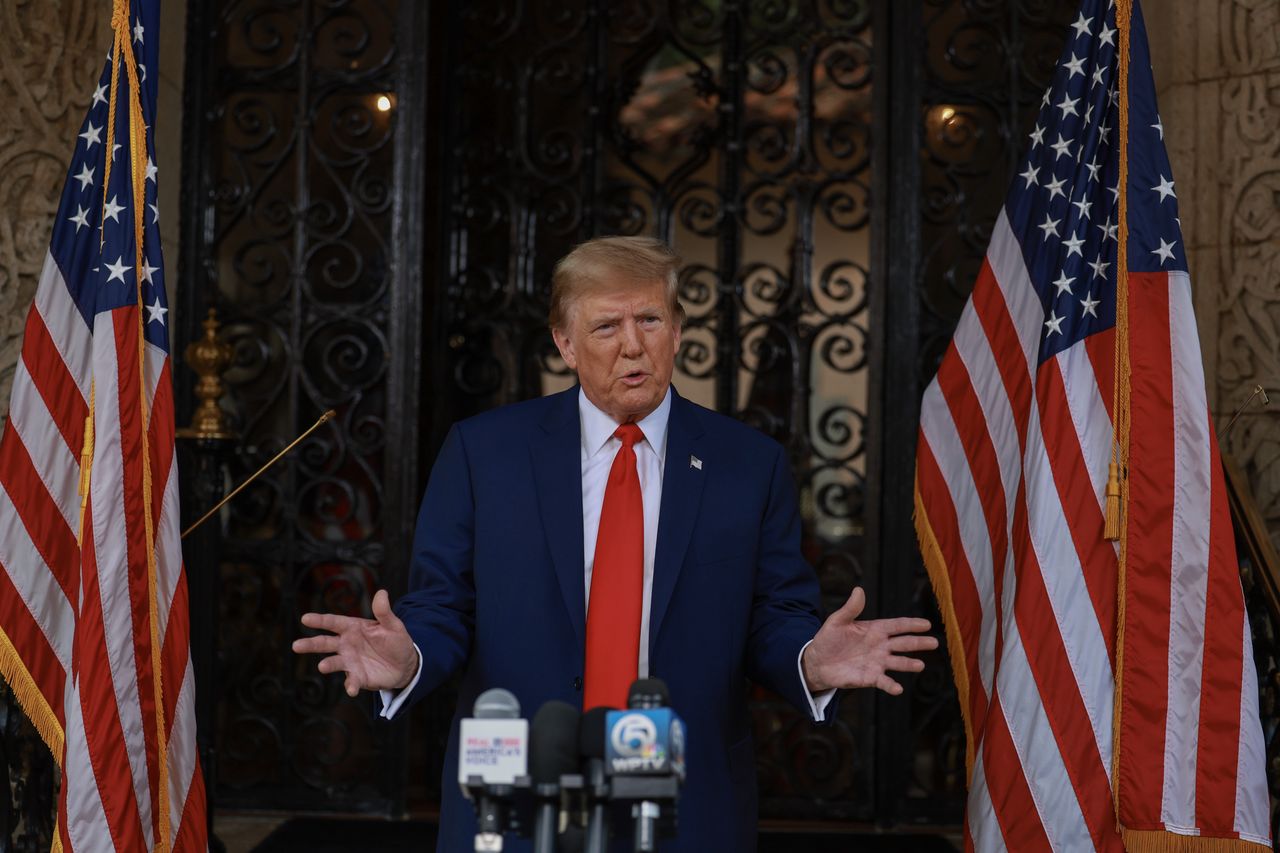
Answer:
802;587;938;696
292;589;418;697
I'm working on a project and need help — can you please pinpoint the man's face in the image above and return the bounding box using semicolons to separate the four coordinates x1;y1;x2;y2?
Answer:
552;278;681;423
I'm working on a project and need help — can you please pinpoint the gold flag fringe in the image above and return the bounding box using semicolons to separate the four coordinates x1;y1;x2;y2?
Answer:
1122;828;1273;853
0;626;64;762
913;473;975;781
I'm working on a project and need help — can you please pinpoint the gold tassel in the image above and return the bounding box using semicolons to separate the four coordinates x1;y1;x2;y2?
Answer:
1104;460;1122;541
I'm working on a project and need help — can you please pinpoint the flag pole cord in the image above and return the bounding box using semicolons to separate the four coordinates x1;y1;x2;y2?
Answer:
180;410;336;540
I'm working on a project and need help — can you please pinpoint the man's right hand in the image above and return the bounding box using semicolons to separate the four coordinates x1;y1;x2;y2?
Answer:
292;589;418;697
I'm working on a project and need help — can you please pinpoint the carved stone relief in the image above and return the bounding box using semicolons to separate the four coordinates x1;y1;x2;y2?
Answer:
0;0;110;420
1215;1;1280;548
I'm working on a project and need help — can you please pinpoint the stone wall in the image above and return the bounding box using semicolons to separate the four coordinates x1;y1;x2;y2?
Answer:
1147;0;1280;543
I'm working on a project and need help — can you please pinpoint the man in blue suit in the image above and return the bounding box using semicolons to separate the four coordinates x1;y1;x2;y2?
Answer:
294;237;937;851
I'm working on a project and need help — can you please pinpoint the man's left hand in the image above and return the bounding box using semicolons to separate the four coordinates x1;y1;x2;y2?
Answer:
801;587;939;695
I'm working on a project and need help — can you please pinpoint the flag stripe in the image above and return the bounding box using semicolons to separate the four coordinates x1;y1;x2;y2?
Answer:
966;752;1002;853
87;316;157;844
1010;439;1121;848
115;310;166;842
1116;272;1175;828
165;663;198;849
0;429;79;606
1157;271;1213;829
32;253;91;401
1194;422;1243;833
20;308;88;456
161;572;189;733
1034;357;1117;669
0;553;68;717
5;370;82;544
1083;329;1115;425
172;764;205;853
920;389;999;698
980;695;1054;852
62;680;117;853
1055;342;1112;514
936;355;1012;628
73;496;150;851
971;261;1034;448
1233;614;1270;842
984;210;1042;375
0;482;76;674
917;440;991;732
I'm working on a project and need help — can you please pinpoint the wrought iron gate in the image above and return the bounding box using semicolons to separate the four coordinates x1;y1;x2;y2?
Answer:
167;0;1074;830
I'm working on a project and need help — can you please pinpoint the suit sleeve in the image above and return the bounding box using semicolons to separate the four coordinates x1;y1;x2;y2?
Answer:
392;424;477;710
745;443;839;721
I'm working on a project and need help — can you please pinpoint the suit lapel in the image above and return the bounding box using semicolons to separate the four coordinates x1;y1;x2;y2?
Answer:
650;389;706;652
531;387;586;649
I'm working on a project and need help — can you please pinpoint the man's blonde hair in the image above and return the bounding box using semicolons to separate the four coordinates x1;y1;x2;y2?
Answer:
549;236;685;330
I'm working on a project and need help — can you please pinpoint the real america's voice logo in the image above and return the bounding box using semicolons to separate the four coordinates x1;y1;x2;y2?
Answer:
462;736;524;767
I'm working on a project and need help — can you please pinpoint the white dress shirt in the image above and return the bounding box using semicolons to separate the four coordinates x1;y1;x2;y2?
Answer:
383;387;833;720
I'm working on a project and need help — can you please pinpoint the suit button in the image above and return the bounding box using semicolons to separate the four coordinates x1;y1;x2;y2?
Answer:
572;676;583;691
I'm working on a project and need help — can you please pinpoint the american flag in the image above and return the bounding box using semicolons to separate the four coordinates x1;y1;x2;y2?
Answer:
914;0;1271;850
0;2;206;850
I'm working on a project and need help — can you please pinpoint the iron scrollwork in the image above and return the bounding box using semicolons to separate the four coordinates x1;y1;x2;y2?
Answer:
440;0;880;823
180;0;419;813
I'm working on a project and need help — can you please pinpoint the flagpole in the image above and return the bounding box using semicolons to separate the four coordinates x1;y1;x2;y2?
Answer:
180;410;337;539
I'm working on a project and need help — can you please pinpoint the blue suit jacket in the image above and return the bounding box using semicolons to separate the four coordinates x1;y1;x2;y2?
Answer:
395;386;831;852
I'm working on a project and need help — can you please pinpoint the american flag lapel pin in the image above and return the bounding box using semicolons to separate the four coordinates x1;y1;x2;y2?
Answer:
690;455;702;470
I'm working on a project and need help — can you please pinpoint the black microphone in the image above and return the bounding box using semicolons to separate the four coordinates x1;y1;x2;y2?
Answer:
627;678;668;710
605;678;686;853
529;700;581;853
579;707;613;853
459;688;528;852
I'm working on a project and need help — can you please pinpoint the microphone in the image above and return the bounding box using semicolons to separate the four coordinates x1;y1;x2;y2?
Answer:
529;700;581;853
605;678;686;852
459;688;528;852
579;707;613;853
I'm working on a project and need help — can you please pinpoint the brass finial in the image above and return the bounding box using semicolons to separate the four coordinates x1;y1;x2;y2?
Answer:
176;308;237;440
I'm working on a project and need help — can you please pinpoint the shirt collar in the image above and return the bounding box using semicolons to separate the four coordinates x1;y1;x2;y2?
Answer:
578;385;672;463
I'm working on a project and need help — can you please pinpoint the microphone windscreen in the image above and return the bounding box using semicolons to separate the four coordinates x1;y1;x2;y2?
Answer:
578;707;612;760
473;687;521;719
530;701;581;784
626;677;670;710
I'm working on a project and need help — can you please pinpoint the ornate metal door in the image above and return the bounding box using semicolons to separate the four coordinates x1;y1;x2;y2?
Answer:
168;0;1077;830
425;0;1078;829
176;0;429;813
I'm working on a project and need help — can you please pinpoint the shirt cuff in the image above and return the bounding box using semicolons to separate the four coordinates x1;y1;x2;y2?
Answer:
798;639;836;721
379;643;423;720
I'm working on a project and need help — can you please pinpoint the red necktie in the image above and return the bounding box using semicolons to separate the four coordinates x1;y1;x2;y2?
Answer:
583;423;645;710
